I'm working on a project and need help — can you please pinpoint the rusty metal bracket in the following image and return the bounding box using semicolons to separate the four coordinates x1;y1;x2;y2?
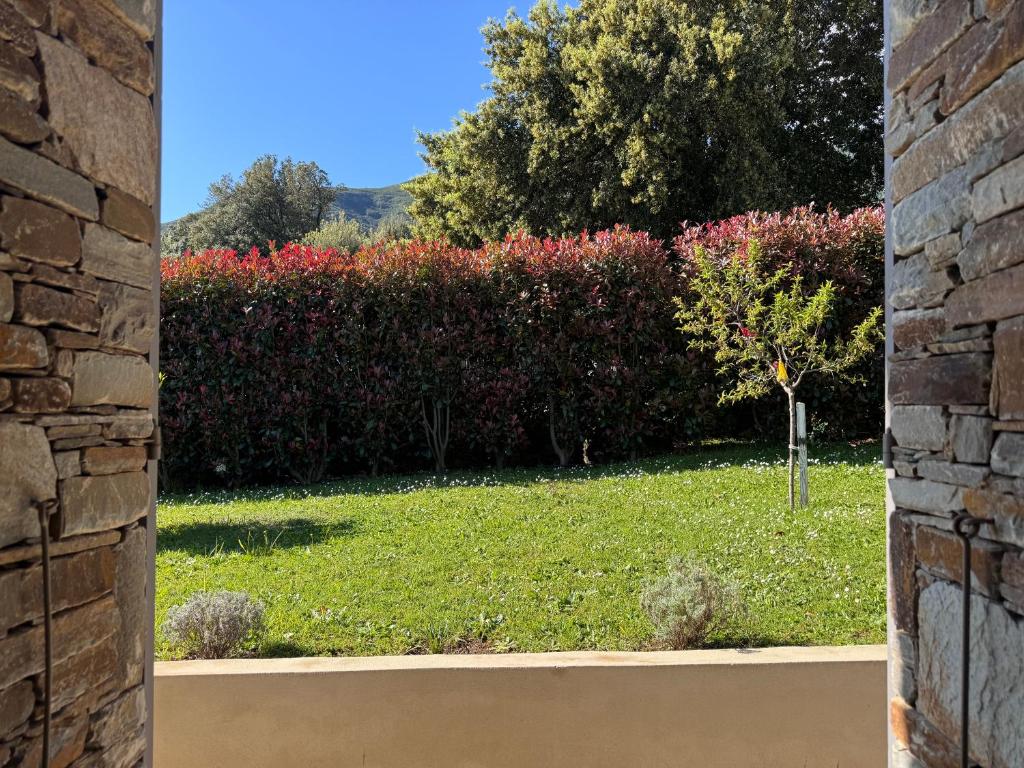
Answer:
147;424;162;462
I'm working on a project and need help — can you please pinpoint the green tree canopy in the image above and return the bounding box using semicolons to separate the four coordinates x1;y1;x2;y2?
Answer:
161;155;335;254
406;0;882;246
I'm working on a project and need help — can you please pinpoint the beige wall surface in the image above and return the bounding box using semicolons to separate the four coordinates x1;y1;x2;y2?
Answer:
155;645;885;768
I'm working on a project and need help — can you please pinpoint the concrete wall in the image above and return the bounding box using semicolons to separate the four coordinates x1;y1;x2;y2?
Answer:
885;0;1024;766
154;646;885;768
0;1;159;765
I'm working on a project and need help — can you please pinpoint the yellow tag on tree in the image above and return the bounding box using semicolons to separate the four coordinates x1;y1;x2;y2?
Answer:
776;360;788;383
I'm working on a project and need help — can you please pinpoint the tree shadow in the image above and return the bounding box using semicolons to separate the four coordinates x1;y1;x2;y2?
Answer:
158;517;357;556
258;640;309;658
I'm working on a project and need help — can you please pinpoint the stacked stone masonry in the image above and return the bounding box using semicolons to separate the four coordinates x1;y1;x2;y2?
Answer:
0;1;157;766
888;0;1024;765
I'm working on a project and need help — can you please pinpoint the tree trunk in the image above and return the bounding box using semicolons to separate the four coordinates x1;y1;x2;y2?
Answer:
787;388;796;511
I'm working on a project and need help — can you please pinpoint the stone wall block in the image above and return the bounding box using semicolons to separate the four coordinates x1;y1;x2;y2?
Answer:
0;0;38;54
0;43;39;105
992;431;1024;475
891;477;965;513
892;404;948;450
949;414;994;462
99;187;154;243
917;459;990;486
0;84;49;144
10;376;71;412
965;487;1024;546
916;524;1001;594
993;315;1024;418
924;231;961;268
918;581;1024;767
87;685;145;749
972;151;1024;223
0;421;56;547
70;350;151;408
947;262;1024;325
891;251;957;308
58;471;149;537
0;322;47;370
57;0;154;96
112;525;146;690
97;281;153;353
13;283;98;332
96;0;156;41
892;166;971;255
0;680;34;739
890;353;992;404
35;33;156;205
80;223;154;289
0;196;82;267
892;694;961;768
892;511;919;633
0;271;12;322
957;206;1024;279
0;136;98;220
48;634;117;713
80;445;146;475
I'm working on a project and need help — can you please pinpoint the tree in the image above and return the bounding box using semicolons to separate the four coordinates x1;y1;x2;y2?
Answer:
304;211;367;253
165;155;335;253
675;241;882;508
406;0;882;246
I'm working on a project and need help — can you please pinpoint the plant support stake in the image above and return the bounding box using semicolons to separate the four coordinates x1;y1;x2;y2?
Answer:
952;513;990;768
796;402;808;507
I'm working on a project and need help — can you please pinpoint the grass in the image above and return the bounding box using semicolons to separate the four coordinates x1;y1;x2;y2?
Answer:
155;441;885;659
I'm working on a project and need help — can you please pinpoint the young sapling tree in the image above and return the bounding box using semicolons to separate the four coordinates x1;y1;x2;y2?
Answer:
675;241;882;509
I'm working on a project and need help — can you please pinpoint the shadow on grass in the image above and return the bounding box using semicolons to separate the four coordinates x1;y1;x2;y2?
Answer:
258;640;309;658
160;440;881;507
158;517;357;556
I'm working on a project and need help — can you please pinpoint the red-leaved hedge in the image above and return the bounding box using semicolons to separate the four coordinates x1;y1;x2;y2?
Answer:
160;207;883;487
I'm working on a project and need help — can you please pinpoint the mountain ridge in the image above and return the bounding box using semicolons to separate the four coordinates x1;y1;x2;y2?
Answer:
160;182;413;235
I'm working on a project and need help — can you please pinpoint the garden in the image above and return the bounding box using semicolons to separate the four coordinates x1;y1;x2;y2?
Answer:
155;207;887;659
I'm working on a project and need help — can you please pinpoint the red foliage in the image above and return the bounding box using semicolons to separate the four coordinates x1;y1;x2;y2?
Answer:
160;207;883;487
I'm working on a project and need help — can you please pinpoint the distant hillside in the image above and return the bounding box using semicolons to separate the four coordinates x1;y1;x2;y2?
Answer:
161;182;413;236
331;184;413;231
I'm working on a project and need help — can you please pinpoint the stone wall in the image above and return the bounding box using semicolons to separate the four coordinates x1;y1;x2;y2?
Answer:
0;1;157;766
887;0;1024;765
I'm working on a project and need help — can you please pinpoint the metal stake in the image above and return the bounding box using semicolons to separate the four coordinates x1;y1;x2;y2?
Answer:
952;513;989;768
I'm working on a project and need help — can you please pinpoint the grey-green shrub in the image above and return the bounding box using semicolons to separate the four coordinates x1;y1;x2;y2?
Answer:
162;590;265;659
641;557;742;649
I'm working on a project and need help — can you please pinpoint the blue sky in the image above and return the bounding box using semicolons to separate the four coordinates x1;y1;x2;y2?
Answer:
161;1;523;220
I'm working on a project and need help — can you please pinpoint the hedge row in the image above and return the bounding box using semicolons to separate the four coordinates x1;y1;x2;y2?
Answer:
160;206;884;487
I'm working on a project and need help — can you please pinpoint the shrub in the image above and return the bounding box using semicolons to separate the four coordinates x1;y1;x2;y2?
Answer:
159;206;883;487
162;590;265;659
641;557;743;649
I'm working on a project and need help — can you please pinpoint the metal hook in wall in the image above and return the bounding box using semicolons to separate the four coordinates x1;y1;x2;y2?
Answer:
952;512;992;768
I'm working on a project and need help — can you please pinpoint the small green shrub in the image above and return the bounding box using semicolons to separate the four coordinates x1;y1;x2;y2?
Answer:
641;557;742;649
162;590;265;659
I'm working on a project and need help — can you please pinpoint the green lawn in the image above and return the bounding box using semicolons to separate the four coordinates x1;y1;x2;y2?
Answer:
155;442;885;658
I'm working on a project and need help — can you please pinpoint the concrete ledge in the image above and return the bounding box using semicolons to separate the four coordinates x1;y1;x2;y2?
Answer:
155;645;886;767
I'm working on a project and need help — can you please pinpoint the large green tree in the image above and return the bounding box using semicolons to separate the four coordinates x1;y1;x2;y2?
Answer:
161;155;335;254
406;0;882;246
